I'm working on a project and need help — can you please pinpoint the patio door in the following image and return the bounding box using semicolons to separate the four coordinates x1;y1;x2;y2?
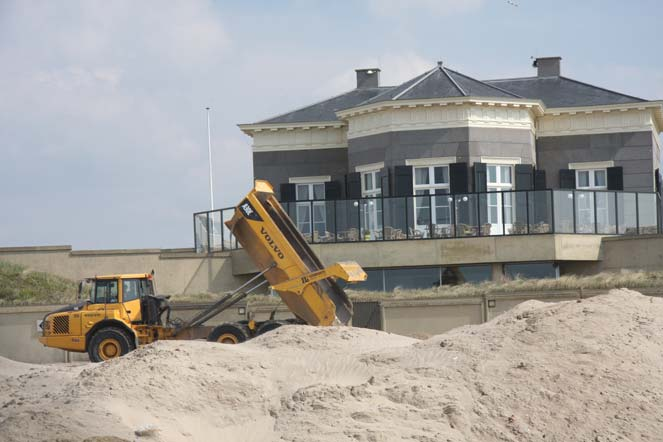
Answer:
295;183;326;240
486;165;513;235
575;168;608;233
413;165;451;237
361;170;382;240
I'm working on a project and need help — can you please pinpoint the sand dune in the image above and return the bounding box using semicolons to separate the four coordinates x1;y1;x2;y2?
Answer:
2;288;663;441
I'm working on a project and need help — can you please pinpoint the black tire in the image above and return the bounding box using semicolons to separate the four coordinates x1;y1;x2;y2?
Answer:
88;327;133;363
207;323;250;344
256;320;285;336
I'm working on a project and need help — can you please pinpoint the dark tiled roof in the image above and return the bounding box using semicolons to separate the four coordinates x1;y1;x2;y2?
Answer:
484;76;645;107
361;65;519;106
253;65;649;125
258;87;392;124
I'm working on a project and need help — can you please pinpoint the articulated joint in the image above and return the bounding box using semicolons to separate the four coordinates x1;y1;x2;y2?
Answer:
270;261;367;296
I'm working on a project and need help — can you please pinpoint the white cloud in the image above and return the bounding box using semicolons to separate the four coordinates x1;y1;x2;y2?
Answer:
366;0;484;17
316;52;433;96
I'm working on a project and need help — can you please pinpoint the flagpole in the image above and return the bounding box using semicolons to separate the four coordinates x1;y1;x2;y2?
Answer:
206;107;214;210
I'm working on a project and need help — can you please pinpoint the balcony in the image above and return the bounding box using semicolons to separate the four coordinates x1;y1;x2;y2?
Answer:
193;190;661;253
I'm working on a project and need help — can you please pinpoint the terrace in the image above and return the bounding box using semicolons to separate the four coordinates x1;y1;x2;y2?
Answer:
193;189;661;253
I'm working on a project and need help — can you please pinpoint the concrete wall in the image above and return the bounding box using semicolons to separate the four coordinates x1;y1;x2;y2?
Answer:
537;131;655;192
231;234;604;275
7;288;661;363
253;148;348;198
599;234;663;272
0;246;251;295
382;298;483;338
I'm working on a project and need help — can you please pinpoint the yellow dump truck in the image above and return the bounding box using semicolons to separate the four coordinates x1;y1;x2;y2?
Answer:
39;180;366;362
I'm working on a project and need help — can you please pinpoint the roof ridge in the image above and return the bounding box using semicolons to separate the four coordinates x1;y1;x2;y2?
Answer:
558;76;646;102
392;66;439;100
445;68;522;98
440;66;466;96
484;76;538;82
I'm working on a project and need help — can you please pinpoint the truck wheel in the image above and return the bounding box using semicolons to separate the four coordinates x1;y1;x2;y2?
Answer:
88;327;133;363
256;320;284;336
207;323;250;344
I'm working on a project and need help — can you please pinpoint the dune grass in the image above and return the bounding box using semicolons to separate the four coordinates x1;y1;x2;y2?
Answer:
346;270;663;301
3;258;663;307
0;261;78;306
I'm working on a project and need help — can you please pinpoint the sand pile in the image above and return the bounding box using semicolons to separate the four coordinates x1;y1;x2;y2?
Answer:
2;288;663;441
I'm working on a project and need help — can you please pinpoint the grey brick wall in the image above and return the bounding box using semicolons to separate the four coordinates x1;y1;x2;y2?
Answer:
537;131;655;192
348;127;535;191
252;148;348;198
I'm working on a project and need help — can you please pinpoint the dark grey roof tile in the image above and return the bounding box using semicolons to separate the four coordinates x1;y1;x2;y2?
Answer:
258;87;392;124
484;76;645;107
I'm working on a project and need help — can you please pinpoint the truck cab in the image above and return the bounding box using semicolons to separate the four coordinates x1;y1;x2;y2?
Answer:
39;273;168;362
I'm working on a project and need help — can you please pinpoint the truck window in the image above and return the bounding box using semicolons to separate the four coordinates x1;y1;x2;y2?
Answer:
93;280;119;304
122;279;141;302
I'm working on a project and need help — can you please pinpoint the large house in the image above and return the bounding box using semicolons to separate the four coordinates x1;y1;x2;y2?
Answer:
196;57;663;291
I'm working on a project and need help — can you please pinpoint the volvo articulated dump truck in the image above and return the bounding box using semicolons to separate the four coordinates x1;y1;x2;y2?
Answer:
38;180;366;362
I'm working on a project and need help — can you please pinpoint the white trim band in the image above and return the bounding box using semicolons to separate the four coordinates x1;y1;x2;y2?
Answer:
405;157;457;166
355;162;385;172
568;161;614;170
480;156;522;165
288;175;331;184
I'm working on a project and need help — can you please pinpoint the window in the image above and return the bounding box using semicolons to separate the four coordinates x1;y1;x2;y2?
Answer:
576;169;607;190
412;165;451;237
504;262;558;280
92;279;118;304
486;164;514;235
122;279;142;302
295;182;326;239
361;170;381;197
575;168;608;233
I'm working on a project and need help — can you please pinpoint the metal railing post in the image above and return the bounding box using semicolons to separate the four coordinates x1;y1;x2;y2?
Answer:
614;193;619;234
572;191;577;234
550;190;555;233
381;196;385;241
593;191;598;234
635;193;640;234
525;191;530;234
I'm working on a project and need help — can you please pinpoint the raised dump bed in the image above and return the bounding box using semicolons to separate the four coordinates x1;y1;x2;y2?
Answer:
225;180;364;325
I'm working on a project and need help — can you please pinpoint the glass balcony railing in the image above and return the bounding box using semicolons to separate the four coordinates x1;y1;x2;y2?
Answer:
194;189;661;253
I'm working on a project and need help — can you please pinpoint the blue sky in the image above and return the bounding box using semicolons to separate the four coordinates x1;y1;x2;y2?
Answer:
1;0;661;249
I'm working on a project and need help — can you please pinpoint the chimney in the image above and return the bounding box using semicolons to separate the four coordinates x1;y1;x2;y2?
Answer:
355;68;381;88
532;56;561;77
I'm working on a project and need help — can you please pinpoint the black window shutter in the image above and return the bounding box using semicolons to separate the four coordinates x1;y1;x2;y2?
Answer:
279;183;296;202
324;181;341;200
607;166;624;191
473;163;487;193
534;169;547;190
559;169;576;189
345;172;362;199
515;164;534;191
380;169;390;197
449;163;468;194
656;169;661;194
393;165;413;197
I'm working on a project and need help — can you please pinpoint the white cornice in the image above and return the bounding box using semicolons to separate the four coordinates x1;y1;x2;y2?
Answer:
345;102;537;139
537;104;663;138
238;121;346;136
335;96;546;120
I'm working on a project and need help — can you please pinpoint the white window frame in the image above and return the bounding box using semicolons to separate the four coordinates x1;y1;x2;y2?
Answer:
356;164;384;240
484;163;515;235
361;169;382;197
288;176;329;240
411;163;451;237
574;169;608;190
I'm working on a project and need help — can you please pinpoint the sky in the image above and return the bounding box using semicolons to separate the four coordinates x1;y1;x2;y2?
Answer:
1;0;662;250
